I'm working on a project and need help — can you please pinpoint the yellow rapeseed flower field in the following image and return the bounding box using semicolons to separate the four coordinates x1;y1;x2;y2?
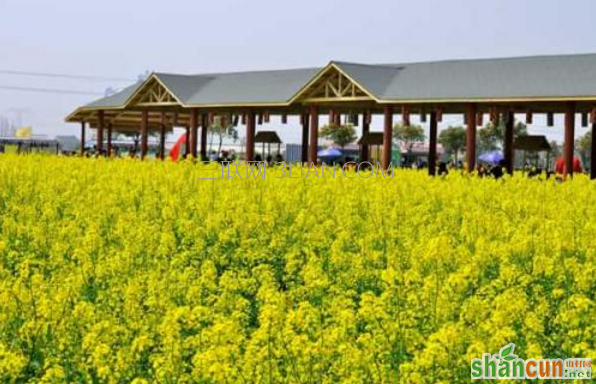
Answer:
0;154;594;383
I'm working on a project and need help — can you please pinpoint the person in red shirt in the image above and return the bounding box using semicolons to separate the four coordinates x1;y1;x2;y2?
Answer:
555;156;583;174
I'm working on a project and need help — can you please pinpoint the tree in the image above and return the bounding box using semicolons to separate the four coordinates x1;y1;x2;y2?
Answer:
576;131;592;168
393;123;425;154
438;126;466;163
549;140;562;158
319;123;357;148
209;114;239;154
477;117;527;154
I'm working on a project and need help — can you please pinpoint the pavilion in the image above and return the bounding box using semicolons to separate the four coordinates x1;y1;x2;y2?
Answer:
66;53;596;178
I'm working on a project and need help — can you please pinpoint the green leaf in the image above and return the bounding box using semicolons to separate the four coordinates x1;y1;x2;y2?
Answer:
501;345;513;357
504;356;515;361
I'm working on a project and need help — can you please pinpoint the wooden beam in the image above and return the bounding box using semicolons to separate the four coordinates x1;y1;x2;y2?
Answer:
106;123;113;157
301;112;309;163
591;119;596;180
466;104;477;173
476;112;483;127
564;102;575;178
141;110;149;160
80;121;86;156
200;113;208;160
97;110;105;154
189;109;198;158
401;106;410;127
246;110;256;161
360;111;370;163
547;112;554;127
504;111;514;175
428;111;437;176
382;106;393;171
160;112;167;160
184;126;190;157
435;107;443;123
308;106;319;164
490;107;499;125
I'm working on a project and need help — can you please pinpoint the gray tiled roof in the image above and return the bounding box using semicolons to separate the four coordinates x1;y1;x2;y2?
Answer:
83;83;142;108
74;53;596;113
173;68;320;105
376;53;596;100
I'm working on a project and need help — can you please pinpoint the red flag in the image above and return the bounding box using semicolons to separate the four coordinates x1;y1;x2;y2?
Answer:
169;133;187;161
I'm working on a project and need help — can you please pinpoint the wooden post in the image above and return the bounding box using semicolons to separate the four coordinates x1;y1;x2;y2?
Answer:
401;106;410;127
591;119;596;180
159;112;167;160
476;112;483;127
564;102;575;178
301;112;309;163
360;111;370;163
246;110;256;161
490;107;499;125
106;123;113;157
504;111;514;175
382;106;393;171
97;110;104;154
428;110;438;176
184;126;190;158
308;106;318;164
200;113;208;160
466;104;477;173
189;109;198;158
141;110;149;160
547;112;554;127
80;121;86;156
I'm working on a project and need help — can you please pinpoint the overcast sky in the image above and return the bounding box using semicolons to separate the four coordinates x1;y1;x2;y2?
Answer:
1;0;595;144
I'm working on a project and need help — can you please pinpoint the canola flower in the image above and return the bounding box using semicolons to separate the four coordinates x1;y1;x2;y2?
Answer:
0;154;594;384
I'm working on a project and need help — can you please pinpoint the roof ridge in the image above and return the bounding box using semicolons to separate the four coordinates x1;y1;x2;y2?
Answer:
332;60;399;69
377;52;596;67
155;67;322;78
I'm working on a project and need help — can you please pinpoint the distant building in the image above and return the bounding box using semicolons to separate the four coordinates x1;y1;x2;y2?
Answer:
55;135;80;152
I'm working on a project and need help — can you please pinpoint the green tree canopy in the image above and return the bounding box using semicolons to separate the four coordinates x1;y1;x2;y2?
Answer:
576;130;592;167
393;123;425;153
209;114;239;154
319;123;357;148
438;126;466;162
477;117;527;154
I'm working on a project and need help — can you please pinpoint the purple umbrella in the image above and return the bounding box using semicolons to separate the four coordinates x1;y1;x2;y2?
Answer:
478;151;504;164
317;148;342;157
